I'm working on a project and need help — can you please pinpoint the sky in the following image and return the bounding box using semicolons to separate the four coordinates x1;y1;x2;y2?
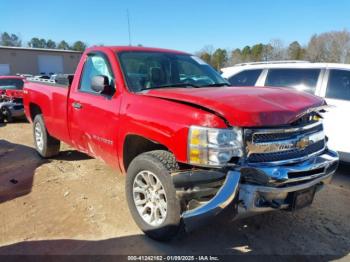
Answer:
1;0;350;53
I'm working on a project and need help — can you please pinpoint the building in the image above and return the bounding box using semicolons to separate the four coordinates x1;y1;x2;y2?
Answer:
0;46;82;76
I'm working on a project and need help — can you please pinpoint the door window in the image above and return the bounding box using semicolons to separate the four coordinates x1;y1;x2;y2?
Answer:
265;69;320;94
326;69;350;101
79;54;115;95
228;69;262;86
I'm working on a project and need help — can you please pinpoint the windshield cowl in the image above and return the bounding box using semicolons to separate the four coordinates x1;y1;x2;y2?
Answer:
139;82;230;91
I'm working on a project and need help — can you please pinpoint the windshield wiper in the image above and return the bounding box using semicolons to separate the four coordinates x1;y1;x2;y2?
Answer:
141;83;200;91
201;83;230;87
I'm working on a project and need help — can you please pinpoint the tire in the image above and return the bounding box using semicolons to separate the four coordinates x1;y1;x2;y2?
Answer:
1;106;12;123
126;150;183;241
0;111;4;123
33;114;60;158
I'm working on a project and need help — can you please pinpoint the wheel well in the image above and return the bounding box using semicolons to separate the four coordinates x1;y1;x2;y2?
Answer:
29;103;42;121
123;135;169;171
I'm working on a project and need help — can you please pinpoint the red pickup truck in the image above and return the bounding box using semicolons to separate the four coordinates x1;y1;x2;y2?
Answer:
23;46;339;240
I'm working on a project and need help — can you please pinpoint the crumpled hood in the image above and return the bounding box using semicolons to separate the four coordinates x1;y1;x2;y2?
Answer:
141;86;326;127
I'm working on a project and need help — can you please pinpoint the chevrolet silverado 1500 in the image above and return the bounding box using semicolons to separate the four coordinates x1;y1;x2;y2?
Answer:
23;46;339;241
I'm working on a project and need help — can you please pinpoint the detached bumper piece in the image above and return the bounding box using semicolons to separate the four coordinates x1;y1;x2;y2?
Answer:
176;149;339;232
179;171;241;231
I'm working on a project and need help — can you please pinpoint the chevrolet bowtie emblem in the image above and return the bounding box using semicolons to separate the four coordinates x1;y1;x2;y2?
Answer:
296;137;311;150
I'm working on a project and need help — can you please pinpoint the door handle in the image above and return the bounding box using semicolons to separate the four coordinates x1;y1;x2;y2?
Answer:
72;102;82;109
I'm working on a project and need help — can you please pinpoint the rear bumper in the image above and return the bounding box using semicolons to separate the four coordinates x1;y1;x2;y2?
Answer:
181;149;339;231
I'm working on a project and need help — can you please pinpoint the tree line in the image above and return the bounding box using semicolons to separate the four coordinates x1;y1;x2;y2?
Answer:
197;29;350;70
2;29;350;64
0;32;87;52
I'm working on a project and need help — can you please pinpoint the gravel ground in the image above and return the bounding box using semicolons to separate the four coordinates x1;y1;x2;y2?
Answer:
0;121;349;260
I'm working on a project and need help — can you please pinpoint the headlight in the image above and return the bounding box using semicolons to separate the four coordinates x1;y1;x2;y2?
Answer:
188;126;243;166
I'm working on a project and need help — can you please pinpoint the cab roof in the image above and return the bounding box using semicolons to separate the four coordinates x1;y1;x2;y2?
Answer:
87;46;190;55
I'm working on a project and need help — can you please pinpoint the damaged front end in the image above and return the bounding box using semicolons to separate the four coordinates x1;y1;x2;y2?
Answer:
0;92;25;122
175;115;339;232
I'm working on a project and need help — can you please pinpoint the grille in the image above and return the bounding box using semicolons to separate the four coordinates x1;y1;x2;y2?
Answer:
245;122;325;164
248;140;325;163
252;124;323;143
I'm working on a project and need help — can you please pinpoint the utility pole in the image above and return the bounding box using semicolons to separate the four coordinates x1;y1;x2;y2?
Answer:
127;9;132;46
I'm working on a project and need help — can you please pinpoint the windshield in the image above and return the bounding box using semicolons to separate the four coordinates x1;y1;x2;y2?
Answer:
0;78;24;90
117;51;229;92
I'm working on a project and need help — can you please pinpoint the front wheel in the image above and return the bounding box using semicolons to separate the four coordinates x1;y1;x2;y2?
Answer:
126;150;183;241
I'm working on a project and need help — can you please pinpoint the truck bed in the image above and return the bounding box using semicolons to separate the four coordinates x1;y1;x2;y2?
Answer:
23;79;72;145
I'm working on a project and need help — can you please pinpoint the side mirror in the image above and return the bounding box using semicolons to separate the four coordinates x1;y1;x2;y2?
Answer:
91;75;114;95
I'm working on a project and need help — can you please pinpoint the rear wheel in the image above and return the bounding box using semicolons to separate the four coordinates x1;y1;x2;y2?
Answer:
33;114;60;158
126;150;183;241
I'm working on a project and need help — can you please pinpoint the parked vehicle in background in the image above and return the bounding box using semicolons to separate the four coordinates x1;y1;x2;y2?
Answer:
23;47;338;240
0;92;25;123
32;75;51;80
0;76;25;122
0;76;24;94
50;74;58;81
221;61;350;163
17;74;33;78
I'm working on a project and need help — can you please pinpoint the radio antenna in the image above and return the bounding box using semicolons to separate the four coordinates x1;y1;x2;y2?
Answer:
127;9;132;46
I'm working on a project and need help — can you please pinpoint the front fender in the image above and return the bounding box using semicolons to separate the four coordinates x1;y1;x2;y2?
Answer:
117;93;228;173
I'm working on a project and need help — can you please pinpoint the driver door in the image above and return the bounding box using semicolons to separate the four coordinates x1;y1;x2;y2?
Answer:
68;52;121;166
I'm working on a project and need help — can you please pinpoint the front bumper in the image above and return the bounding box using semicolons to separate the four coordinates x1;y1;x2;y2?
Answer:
180;149;339;231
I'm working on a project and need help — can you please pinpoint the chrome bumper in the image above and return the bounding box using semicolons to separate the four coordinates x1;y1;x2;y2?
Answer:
182;149;339;231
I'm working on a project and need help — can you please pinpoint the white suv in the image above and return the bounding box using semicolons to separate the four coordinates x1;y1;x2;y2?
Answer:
222;61;350;162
